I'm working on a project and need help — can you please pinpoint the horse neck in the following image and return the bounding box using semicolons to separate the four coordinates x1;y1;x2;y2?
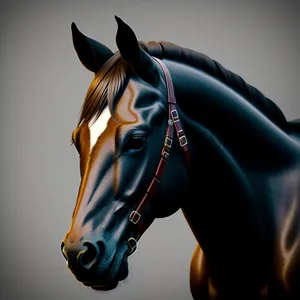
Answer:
163;59;300;253
164;59;299;172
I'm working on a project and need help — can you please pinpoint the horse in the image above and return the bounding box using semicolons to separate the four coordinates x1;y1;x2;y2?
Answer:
61;16;300;300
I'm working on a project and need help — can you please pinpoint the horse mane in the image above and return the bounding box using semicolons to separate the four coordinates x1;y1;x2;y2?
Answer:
76;52;130;129
139;40;289;131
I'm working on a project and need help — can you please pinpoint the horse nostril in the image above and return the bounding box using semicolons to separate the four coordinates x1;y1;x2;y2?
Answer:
61;241;67;260
77;241;100;270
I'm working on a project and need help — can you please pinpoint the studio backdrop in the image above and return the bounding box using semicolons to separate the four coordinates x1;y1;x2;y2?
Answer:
0;1;299;300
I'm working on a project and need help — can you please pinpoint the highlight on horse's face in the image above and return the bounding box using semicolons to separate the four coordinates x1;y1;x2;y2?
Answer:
61;17;186;290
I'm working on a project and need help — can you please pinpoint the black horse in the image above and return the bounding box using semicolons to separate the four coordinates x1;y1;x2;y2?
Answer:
61;16;300;299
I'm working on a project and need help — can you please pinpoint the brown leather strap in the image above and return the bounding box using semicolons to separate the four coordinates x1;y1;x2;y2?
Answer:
127;58;190;252
155;58;191;172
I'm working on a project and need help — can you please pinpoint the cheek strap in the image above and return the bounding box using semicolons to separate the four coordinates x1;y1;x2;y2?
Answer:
127;57;190;254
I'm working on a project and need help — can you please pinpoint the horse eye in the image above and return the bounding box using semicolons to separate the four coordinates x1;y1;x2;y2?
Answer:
125;135;146;150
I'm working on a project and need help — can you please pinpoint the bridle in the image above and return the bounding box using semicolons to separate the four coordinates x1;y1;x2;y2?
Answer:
127;57;191;254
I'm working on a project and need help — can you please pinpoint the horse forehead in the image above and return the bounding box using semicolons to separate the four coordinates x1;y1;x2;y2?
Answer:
114;78;160;122
87;79;157;152
88;106;111;153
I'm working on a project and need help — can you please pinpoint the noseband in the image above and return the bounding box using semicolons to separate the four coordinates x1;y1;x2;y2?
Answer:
127;58;190;254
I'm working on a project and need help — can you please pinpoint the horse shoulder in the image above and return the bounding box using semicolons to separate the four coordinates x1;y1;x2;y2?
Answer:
271;164;300;297
189;244;210;299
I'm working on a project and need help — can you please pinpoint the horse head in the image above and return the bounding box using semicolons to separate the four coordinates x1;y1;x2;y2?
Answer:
61;16;189;290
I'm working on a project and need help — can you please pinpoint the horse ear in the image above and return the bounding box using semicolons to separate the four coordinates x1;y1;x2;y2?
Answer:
115;16;158;82
71;22;114;74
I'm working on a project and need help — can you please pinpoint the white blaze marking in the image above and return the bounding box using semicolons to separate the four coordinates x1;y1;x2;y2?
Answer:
88;106;111;153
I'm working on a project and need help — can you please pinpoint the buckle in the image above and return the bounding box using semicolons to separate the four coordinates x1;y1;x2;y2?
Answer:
129;211;141;224
127;237;138;254
171;109;179;121
164;136;172;148
162;151;169;159
179;135;188;147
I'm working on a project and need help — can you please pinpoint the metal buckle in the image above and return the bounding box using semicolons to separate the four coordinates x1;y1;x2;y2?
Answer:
171;109;179;121
179;135;188;147
127;237;138;255
129;211;141;224
164;136;172;148
162;151;169;159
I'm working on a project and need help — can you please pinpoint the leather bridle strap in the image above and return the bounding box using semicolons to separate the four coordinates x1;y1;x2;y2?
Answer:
127;58;190;253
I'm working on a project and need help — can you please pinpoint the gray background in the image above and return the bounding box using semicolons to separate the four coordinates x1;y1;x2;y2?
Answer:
0;1;299;300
